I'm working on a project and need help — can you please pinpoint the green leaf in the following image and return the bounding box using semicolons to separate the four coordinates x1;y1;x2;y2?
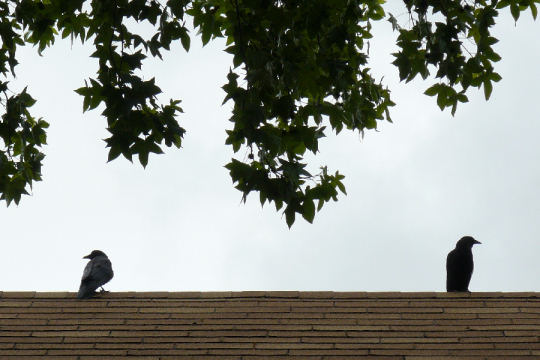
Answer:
201;29;211;46
531;3;538;20
496;0;510;8
490;72;502;82
436;91;446;110
82;94;90;112
317;199;324;211
510;3;520;21
483;79;493;100
451;102;457;116
336;180;346;195
302;199;315;223
424;84;440;97
139;150;149;168
107;146;122;162
180;31;190;51
285;207;295;228
259;191;267;206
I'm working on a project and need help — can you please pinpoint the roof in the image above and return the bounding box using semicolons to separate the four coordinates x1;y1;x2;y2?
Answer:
1;291;539;359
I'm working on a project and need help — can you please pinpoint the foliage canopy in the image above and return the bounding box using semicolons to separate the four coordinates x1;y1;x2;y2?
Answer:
0;0;537;226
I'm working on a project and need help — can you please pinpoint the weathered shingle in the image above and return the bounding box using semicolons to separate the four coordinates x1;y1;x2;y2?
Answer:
0;292;539;359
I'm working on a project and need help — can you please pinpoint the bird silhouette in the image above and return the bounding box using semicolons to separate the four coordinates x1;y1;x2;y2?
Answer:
446;236;481;292
77;250;114;299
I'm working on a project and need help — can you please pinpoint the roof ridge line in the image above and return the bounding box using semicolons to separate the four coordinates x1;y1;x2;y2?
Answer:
1;291;539;300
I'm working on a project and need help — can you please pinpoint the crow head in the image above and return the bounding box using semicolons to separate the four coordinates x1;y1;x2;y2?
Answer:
456;236;481;249
83;250;107;260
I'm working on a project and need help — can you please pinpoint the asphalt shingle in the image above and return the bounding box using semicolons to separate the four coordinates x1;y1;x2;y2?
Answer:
0;292;539;359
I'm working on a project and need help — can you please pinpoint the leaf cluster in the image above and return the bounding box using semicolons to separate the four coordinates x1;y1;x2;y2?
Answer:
0;0;191;206
0;1;47;205
71;0;189;167
191;0;392;226
391;0;538;115
0;0;537;226
0;87;48;205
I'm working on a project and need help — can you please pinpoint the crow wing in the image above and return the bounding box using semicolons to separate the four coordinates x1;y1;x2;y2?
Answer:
446;248;473;292
78;256;114;299
81;261;93;281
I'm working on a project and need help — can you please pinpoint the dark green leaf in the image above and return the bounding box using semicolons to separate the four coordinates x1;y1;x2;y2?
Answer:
302;199;315;223
483;79;493;100
510;3;520;21
285;207;295;228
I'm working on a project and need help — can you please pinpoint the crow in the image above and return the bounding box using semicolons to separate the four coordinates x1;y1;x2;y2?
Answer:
446;236;481;292
77;250;114;299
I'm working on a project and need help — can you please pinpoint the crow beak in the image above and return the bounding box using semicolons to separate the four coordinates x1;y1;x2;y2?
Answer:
474;240;481;245
83;254;91;259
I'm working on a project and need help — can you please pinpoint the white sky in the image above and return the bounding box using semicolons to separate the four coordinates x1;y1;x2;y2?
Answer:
1;5;539;293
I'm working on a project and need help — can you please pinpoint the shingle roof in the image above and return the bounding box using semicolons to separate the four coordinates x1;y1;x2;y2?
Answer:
1;291;539;359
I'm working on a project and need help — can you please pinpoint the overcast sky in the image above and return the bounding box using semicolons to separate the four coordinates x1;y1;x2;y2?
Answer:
1;4;539;293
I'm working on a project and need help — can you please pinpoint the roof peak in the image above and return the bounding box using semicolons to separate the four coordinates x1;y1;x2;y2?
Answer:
1;291;539;300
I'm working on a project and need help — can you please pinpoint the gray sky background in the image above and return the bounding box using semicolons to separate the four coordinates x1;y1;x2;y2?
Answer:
1;4;538;293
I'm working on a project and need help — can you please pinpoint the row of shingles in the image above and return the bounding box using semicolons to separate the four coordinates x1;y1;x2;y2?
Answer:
3;293;275;358
67;294;231;357
136;293;389;358
38;293;348;358
231;293;516;356
0;294;69;356
398;300;540;358
371;295;538;357
441;294;540;354
65;295;540;360
0;296;43;357
0;293;132;357
409;296;538;358
3;291;403;360
82;292;538;359
358;294;533;358
238;294;540;358
114;294;293;357
91;293;540;358
97;293;423;357
1;293;229;357
60;296;161;357
353;294;540;358
59;294;278;357
257;295;403;358
260;294;439;357
1;293;293;358
1;292;539;358
472;295;540;357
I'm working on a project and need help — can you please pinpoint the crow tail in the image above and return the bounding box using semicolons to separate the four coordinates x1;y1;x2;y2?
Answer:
77;284;95;299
